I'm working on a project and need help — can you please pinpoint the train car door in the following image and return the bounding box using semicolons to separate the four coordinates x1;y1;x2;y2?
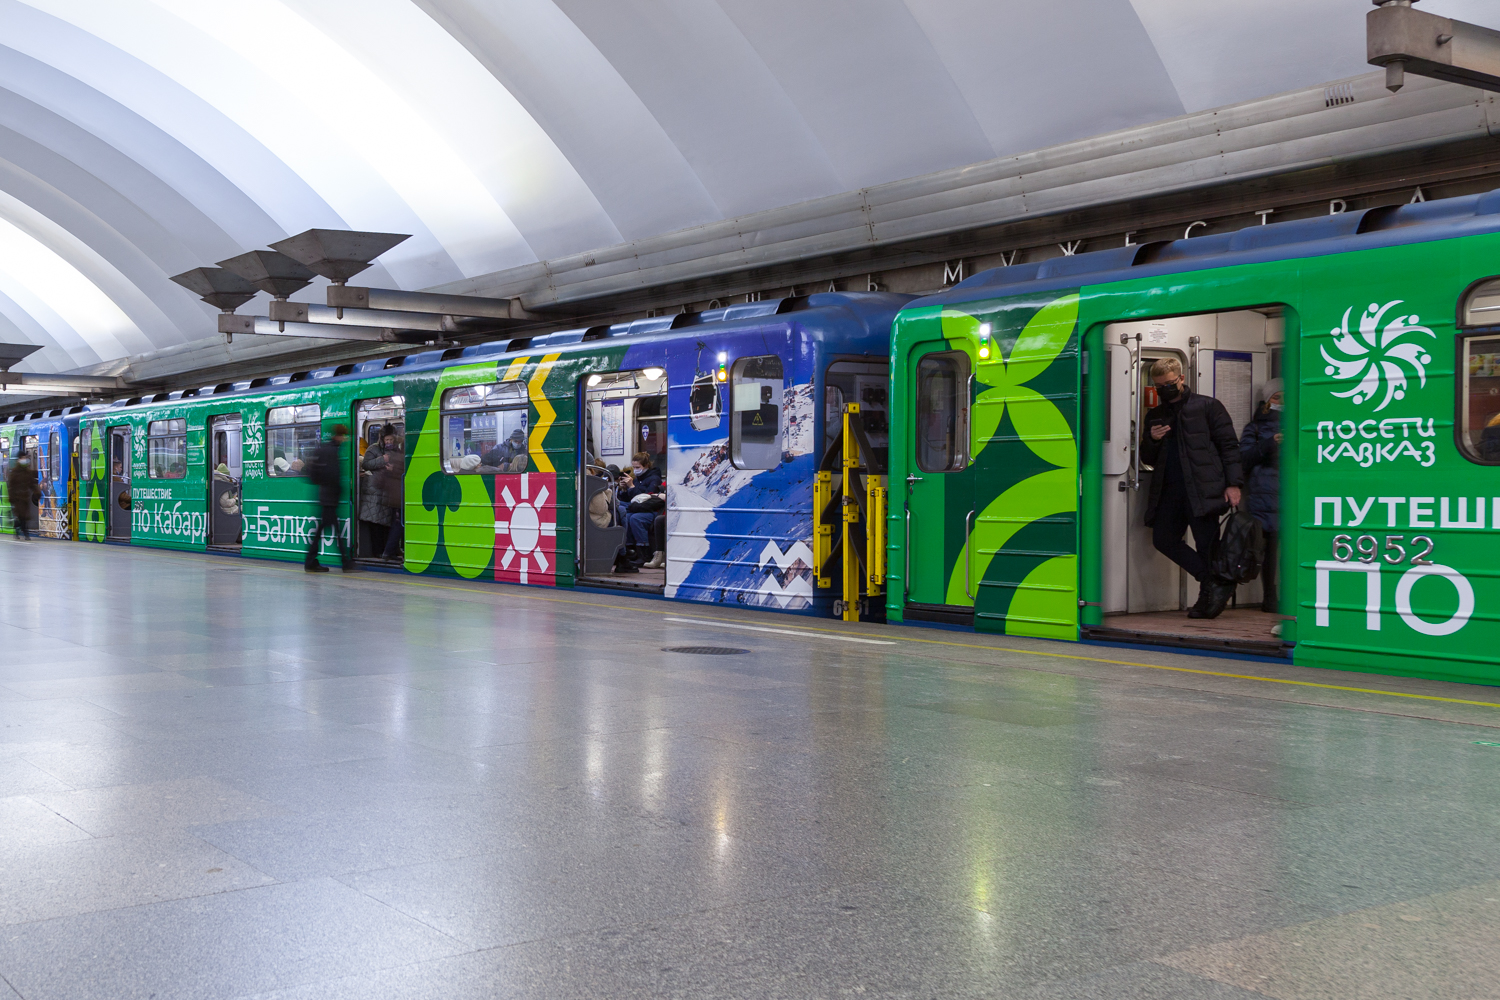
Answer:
899;294;1083;638
578;368;667;589
68;432;80;540
209;414;243;546
108;426;131;539
903;345;976;623
353;397;405;560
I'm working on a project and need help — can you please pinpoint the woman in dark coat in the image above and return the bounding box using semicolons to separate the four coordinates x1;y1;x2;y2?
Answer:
359;425;399;555
1239;380;1283;613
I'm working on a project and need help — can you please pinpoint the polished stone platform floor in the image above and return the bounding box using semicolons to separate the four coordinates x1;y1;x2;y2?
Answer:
0;539;1497;999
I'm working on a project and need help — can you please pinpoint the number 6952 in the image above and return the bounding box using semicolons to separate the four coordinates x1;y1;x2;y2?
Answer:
1331;534;1433;566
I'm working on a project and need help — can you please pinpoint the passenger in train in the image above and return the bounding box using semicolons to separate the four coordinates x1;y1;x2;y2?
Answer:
6;453;38;540
1139;357;1243;619
616;451;665;567
1240;380;1283;613
367;424;405;562
481;428;529;473
1481;411;1500;462
359;424;400;556
304;424;353;573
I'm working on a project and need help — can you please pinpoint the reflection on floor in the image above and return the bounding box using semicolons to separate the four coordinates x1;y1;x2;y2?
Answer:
0;540;1493;998
1090;608;1286;656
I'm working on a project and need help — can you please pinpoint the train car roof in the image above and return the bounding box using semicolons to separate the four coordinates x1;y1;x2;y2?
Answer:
918;186;1500;309
74;291;910;418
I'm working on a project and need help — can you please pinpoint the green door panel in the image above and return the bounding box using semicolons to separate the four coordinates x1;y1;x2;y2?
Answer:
904;340;974;610
894;292;1081;635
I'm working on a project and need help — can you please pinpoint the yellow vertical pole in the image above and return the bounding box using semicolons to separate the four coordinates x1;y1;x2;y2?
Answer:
814;471;833;588
866;476;886;594
841;403;861;622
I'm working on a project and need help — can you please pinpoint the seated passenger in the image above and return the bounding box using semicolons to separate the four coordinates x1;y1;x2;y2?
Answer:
481;429;529;473
1481;412;1500;461
615;451;664;567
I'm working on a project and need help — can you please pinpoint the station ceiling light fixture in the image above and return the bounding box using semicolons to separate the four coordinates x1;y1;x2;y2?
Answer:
168;267;260;314
174;229;539;346
269;229;410;287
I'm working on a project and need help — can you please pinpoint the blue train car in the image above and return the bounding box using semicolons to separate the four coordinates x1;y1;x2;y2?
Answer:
1;410;83;539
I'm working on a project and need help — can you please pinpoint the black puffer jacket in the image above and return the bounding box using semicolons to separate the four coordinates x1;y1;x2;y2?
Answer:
1140;385;1243;523
1238;405;1281;533
308;439;344;507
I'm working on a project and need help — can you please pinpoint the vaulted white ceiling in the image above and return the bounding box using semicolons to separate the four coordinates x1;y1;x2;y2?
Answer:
1;0;1495;373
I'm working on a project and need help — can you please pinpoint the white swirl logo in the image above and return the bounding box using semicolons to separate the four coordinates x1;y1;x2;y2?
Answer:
1321;301;1435;412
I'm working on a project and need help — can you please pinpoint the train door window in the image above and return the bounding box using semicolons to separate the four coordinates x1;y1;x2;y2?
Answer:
634;395;667;468
80;427;91;479
147;419;187;479
441;382;527;473
915;351;969;472
267;404;321;476
24;436;41;480
213;425;244;481
49;431;62;482
0;436;8;477
730;355;783;469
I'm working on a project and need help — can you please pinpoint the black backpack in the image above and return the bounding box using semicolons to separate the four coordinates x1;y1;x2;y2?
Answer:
1212;509;1265;584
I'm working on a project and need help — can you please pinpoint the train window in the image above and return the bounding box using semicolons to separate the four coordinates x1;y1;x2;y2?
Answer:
1463;277;1500;327
1459;333;1500;463
441;382;528;474
0;436;8;477
80;427;91;478
915;351;970;473
730;356;783;469
24;435;43;481
147;419;187;479
267;405;321;476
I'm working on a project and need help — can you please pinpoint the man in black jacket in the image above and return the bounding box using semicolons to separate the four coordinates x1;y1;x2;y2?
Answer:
1139;358;1242;618
305;424;353;573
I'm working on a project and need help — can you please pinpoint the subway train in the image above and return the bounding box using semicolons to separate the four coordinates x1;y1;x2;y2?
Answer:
6;186;1500;686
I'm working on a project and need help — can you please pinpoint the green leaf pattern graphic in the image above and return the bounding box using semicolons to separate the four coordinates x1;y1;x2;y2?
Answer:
939;294;1079;631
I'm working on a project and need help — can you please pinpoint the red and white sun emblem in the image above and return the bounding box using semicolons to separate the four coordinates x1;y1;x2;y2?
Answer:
494;473;557;586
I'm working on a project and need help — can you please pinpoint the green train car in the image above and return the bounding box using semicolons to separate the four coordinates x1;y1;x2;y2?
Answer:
885;189;1500;685
77;294;902;610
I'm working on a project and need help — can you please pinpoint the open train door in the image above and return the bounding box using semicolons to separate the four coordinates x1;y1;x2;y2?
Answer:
353;397;405;561
209;414;243;547
894;294;1082;638
107;425;131;540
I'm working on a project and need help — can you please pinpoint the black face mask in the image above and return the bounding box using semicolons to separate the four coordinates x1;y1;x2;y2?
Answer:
1157;381;1182;402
